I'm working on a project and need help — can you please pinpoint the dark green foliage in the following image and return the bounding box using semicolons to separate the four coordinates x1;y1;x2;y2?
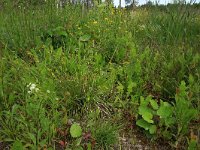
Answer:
41;26;69;49
0;2;199;150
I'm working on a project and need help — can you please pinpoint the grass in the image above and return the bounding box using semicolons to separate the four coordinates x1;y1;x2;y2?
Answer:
0;1;200;150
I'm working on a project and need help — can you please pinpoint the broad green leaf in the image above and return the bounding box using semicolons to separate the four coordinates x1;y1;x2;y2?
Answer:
150;99;158;110
136;119;151;130
157;104;173;119
142;111;154;123
139;106;153;116
70;123;82;138
138;105;154;123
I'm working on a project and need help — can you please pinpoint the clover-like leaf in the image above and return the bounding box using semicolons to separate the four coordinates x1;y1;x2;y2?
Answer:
70;123;82;138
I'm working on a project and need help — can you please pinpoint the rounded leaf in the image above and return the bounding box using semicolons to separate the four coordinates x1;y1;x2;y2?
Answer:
70;123;82;138
150;99;158;110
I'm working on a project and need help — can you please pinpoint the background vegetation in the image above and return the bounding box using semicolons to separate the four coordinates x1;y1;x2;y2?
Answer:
0;0;199;149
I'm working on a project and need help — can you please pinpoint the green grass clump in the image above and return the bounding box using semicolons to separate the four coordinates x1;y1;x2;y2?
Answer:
0;1;199;149
92;121;119;149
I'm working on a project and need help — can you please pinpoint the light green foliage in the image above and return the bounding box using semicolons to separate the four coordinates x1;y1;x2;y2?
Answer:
11;141;24;150
175;81;198;136
136;80;198;143
136;96;175;136
0;2;199;149
70;123;82;138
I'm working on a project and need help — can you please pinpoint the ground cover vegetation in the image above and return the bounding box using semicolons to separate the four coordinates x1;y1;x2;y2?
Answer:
0;0;199;149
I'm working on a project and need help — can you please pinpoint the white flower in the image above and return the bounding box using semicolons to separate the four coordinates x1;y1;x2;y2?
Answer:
35;88;39;92
27;83;39;94
28;91;32;94
47;90;50;93
30;84;36;91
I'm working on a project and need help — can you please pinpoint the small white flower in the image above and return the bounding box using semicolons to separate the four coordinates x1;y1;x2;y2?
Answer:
35;88;39;92
27;83;39;94
28;91;32;94
47;90;50;93
30;84;36;91
56;98;59;100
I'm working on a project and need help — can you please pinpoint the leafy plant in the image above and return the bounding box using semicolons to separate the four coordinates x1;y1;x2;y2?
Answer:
136;96;175;137
175;81;198;136
70;123;83;138
0;2;199;149
41;26;68;49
